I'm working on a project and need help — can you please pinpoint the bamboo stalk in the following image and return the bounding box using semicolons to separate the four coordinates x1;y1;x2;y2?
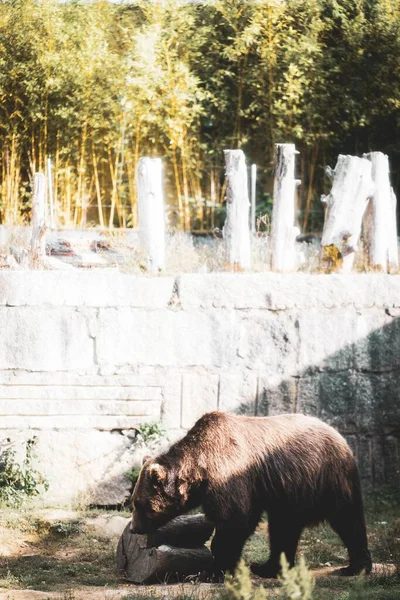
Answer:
181;144;191;231
108;147;117;228
92;144;105;228
302;142;319;232
171;146;183;229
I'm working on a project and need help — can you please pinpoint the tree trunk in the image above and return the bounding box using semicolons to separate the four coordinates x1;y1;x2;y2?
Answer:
362;151;398;273
223;149;251;270
136;157;166;272
270;143;300;272
92;145;104;228
116;515;214;584
30;172;46;268
47;157;55;229
321;155;373;273
250;164;257;236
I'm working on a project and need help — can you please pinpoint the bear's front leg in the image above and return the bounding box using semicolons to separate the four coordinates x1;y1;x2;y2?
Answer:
211;523;249;576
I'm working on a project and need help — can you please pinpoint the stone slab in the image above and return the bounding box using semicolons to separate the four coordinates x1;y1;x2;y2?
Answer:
0;271;175;308
258;375;298;416
218;372;258;414
0;307;94;371
0;399;161;417
178;273;400;310
0;385;162;401
96;308;240;368
181;373;219;429
0;415;158;430
0;372;163;387
160;372;183;429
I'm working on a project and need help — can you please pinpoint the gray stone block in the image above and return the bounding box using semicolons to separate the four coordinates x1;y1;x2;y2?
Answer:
0;415;153;430
353;372;400;428
318;371;357;428
0;271;175;308
161;372;182;429
178;273;400;311
0;307;94;371
181;373;219;429
353;312;400;372
297;308;358;372
257;376;297;416
219;372;258;414
236;312;298;373
297;374;321;416
0;399;161;417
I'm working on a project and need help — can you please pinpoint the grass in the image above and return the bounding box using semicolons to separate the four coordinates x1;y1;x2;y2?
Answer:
0;489;399;599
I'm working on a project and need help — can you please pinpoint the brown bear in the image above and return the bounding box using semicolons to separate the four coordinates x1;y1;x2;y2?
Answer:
130;411;372;578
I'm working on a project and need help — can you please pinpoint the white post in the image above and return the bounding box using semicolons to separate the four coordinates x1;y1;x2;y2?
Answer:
321;155;373;273
250;164;257;235
47;157;55;229
31;172;46;267
223;149;251;270
270;143;300;272
136;157;165;272
362;151;398;273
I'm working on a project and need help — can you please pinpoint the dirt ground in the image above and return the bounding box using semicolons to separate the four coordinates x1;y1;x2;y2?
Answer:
0;508;398;600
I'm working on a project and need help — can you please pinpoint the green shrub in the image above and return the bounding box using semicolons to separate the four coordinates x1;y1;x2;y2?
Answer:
126;466;142;488
135;422;166;445
0;437;48;506
223;561;267;600
279;554;315;600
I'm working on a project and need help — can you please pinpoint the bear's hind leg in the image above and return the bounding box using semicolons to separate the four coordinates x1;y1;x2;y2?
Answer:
251;515;303;579
328;503;372;576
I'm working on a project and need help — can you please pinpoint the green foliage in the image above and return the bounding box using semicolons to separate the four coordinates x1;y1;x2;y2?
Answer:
0;437;49;506
223;560;267;600
125;422;166;488
50;520;84;538
223;558;315;600
125;466;141;488
279;554;315;600
0;0;399;231
135;421;166;445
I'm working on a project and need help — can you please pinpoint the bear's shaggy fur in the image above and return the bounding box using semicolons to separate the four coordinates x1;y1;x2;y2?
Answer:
131;411;372;578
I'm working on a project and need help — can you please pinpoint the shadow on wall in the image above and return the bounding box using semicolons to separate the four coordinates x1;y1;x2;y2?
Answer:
87;314;400;505
235;316;400;489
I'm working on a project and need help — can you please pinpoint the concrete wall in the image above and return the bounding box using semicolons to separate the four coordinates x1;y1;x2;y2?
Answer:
0;271;399;505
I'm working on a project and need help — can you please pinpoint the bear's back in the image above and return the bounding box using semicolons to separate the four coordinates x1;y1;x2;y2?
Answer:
189;411;356;504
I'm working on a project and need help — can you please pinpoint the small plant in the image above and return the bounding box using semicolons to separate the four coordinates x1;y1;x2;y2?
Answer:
279;554;315;600
50;520;85;538
126;466;142;488
223;561;267;600
0;437;49;506
1;568;20;589
125;422;167;489
135;422;166;445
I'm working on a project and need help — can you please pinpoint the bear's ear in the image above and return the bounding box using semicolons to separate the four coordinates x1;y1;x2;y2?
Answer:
148;462;168;487
141;454;152;466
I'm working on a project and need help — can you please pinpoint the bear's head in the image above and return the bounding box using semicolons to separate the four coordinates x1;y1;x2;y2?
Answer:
130;458;193;534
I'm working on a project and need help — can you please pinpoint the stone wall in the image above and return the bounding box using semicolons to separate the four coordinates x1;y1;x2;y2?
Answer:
0;271;399;505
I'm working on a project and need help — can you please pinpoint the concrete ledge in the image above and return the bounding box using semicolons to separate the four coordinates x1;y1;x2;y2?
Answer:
0;271;175;308
178;272;400;310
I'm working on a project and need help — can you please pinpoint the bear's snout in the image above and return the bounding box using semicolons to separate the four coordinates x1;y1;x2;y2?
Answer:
129;524;140;534
130;519;146;534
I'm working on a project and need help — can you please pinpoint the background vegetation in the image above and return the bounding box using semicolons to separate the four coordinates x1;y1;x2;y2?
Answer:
0;0;399;232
